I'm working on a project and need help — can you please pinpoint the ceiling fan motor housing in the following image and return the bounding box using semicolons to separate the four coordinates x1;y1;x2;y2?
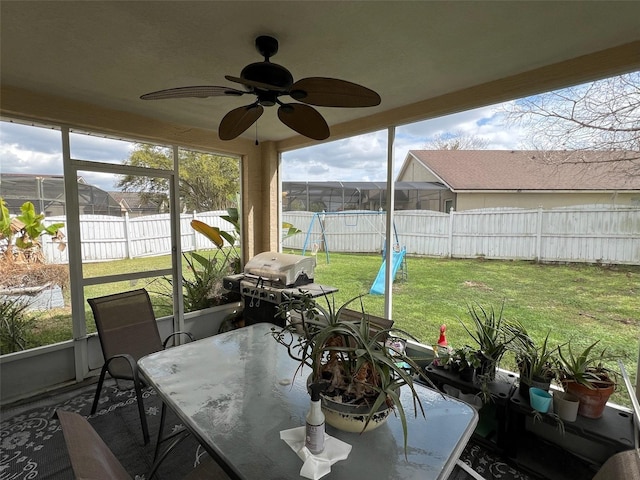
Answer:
240;62;294;93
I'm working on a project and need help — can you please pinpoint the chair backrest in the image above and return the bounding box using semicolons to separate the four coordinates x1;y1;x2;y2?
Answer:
57;409;133;480
88;289;163;379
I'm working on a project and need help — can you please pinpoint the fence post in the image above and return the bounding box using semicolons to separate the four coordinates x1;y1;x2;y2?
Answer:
448;207;455;258
124;212;132;259
41;226;50;263
192;211;198;251
535;206;543;263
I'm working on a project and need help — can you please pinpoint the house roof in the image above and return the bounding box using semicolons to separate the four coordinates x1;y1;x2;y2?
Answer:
109;192;160;210
406;150;640;191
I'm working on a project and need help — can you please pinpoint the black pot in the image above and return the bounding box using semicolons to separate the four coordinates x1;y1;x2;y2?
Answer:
476;357;497;381
459;366;475;383
519;376;551;397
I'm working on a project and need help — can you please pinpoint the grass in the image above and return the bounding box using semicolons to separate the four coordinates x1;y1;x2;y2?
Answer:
306;252;639;407
12;252;640;406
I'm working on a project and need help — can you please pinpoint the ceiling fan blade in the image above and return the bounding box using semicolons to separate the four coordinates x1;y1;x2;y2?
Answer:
289;77;381;107
219;104;264;140
140;86;245;100
278;103;330;140
225;75;287;92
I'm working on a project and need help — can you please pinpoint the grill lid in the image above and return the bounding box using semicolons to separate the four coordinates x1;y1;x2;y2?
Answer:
244;251;315;287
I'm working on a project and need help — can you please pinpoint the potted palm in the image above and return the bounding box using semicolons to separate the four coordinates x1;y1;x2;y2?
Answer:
271;291;437;453
556;340;618;419
156;217;243;337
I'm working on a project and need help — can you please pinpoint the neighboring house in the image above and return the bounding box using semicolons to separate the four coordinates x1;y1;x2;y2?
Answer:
108;191;165;217
398;150;640;211
0;173;121;216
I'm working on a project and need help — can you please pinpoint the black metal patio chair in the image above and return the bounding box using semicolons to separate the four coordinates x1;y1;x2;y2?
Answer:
88;288;193;445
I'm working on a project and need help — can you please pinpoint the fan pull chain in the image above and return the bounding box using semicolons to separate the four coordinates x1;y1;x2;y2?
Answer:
255;121;259;146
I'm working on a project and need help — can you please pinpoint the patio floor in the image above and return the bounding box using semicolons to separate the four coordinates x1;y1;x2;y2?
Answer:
0;378;596;480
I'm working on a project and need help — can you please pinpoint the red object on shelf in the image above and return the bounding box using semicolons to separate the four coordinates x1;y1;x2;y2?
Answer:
437;324;448;347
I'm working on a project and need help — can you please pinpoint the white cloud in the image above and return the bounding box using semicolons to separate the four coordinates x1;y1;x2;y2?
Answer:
282;102;524;181
2;99;525;188
0;122;138;191
0;140;62;175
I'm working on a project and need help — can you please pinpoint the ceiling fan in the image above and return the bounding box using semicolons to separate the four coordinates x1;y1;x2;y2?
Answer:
140;35;381;141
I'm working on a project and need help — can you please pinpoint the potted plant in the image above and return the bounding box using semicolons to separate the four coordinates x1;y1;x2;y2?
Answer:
161;217;242;311
438;345;481;382
459;303;518;381
509;328;559;396
271;291;437;453
555;340;618;419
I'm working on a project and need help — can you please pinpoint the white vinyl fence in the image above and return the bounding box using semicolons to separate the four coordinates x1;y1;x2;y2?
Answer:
43;206;640;265
43;211;235;263
281;206;640;265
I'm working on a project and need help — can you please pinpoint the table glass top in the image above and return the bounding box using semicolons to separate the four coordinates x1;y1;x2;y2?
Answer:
139;323;477;480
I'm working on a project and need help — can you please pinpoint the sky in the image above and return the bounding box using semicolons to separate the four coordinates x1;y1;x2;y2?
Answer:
281;103;524;182
0;101;524;192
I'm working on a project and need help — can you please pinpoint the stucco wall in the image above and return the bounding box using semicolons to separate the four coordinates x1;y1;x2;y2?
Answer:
400;161;441;183
455;192;640;211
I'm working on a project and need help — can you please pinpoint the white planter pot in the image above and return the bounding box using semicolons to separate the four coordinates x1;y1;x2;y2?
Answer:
183;301;242;339
553;391;580;422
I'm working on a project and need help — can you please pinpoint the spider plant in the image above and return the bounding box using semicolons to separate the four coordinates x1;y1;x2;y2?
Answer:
508;325;561;388
271;291;436;454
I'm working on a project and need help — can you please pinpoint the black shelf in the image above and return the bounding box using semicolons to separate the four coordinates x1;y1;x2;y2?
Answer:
422;364;637;469
507;386;635;465
422;364;517;453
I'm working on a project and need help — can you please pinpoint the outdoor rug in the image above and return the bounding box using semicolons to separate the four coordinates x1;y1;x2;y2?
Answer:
0;380;535;480
0;380;205;480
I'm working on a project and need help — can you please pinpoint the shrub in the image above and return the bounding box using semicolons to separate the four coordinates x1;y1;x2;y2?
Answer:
0;297;36;353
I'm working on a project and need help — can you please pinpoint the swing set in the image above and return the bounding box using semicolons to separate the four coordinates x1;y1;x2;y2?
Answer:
300;211;407;293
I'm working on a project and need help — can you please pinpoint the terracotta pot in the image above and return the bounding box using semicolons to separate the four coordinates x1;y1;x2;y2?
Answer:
565;381;614;419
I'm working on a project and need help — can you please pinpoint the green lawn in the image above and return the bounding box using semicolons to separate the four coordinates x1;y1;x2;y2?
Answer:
20;252;640;406
306;253;639;407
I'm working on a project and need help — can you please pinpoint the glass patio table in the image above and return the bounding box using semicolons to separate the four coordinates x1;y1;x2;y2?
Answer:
138;323;478;480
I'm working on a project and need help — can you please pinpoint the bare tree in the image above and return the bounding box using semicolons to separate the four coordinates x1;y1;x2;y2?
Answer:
501;72;640;176
423;131;489;150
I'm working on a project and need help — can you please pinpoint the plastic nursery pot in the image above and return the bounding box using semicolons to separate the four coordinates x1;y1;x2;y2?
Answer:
553;391;580;422
529;387;552;413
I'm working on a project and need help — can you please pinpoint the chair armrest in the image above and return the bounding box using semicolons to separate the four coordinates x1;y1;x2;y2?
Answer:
103;353;141;383
163;331;195;348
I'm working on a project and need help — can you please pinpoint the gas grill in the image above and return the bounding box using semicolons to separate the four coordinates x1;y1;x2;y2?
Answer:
223;251;337;326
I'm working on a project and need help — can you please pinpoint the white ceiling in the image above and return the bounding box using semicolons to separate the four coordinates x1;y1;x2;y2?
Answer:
2;1;640;144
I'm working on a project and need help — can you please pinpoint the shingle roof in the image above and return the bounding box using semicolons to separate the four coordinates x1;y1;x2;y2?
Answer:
109;192;159;209
408;150;640;191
